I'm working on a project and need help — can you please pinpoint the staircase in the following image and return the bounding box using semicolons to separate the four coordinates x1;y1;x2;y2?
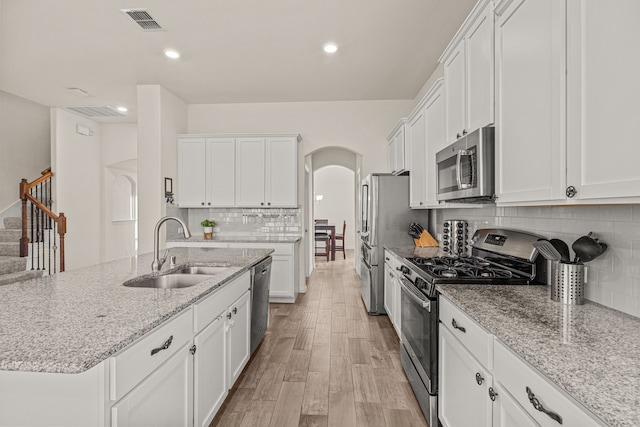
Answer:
0;217;42;286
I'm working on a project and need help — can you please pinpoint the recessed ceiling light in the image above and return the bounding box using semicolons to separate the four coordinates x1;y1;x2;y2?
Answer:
323;42;338;54
116;106;128;113
163;49;181;59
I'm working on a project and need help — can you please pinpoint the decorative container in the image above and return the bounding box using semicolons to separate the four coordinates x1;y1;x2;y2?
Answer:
551;262;586;305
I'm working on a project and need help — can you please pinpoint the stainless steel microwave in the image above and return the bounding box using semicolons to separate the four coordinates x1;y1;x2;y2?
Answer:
435;127;495;202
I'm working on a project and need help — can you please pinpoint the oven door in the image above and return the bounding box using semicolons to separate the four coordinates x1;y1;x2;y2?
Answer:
399;275;438;394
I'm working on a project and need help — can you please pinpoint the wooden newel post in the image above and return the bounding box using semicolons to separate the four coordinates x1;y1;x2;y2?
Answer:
58;213;66;272
19;179;29;257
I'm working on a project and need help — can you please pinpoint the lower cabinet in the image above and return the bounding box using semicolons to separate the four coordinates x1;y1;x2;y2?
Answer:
439;295;604;427
439;325;493;427
193;314;226;427
383;250;402;337
226;290;251;385
111;342;194;427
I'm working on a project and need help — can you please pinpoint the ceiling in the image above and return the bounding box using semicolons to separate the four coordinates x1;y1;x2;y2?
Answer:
0;0;477;122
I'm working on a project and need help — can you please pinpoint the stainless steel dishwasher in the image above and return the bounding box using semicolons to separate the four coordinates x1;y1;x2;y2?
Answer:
250;256;272;354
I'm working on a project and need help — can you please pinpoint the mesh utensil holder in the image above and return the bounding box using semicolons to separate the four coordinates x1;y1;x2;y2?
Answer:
551;263;585;305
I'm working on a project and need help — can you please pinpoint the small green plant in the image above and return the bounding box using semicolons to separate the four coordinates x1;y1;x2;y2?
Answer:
200;219;216;228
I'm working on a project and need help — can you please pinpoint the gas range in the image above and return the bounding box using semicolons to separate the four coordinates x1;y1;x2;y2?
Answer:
400;228;548;298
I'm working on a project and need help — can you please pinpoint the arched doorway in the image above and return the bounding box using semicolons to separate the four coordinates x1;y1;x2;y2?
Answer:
304;146;362;276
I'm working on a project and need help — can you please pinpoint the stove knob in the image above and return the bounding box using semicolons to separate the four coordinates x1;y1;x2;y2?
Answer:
443;235;449;240
443;247;449;252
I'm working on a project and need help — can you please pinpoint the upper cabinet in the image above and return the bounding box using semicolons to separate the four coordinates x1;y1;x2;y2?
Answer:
178;134;301;208
495;0;640;205
440;0;494;145
387;119;408;175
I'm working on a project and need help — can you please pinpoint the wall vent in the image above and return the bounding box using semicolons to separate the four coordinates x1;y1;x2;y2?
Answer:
121;9;164;31
65;106;127;118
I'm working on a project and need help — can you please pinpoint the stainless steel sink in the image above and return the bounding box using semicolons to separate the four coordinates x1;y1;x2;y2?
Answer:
123;274;212;289
174;266;229;275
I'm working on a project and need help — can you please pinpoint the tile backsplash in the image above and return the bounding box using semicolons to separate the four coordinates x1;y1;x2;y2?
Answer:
432;205;640;318
183;207;301;237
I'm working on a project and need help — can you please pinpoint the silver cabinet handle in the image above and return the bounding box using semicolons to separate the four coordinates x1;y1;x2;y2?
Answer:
475;372;484;385
150;335;173;356
488;387;498;401
451;318;466;333
526;387;563;424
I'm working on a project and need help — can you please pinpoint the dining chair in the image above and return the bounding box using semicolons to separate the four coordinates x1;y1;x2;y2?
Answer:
314;233;330;261
333;220;346;259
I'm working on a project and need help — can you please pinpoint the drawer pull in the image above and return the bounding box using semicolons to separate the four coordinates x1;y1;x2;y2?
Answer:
451;318;466;333
475;372;484;385
150;335;173;356
488;387;498;401
526;386;563;424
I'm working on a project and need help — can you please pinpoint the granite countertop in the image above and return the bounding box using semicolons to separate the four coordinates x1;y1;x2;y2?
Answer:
437;284;640;427
0;247;272;374
169;235;301;243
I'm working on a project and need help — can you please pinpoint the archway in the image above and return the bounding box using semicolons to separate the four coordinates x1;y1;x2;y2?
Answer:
304;146;362;277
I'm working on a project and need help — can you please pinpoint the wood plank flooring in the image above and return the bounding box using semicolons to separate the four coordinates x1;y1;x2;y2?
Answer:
211;251;429;427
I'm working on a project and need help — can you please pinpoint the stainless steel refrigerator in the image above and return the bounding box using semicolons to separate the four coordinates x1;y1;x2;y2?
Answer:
359;173;426;315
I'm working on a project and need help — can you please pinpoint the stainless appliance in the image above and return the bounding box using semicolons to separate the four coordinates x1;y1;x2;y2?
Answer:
360;174;424;315
250;256;272;355
442;220;468;256
436;126;495;202
398;228;546;426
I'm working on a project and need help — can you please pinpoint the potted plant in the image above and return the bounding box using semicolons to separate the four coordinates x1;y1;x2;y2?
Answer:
201;219;216;239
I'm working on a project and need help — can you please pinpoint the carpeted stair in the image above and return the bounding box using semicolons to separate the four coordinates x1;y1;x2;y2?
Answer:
0;217;43;286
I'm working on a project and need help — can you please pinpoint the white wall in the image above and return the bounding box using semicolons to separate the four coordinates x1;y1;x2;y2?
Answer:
0;91;50;211
137;85;187;253
51;108;102;270
188;100;413;176
101;123;137;262
314;166;355;250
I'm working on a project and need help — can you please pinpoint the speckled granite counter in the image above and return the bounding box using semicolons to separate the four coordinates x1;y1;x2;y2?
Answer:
437;284;640;427
169;235;300;244
0;247;272;374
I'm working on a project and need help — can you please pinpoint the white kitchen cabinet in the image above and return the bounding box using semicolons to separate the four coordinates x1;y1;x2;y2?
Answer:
236;137;266;206
492;383;539;427
236;136;299;207
439;326;493;427
387;119;408;175
494;0;567;204
493;339;604;427
193;314;226;427
226;290;251;385
178;134;300;208
439;295;602;427
226;242;298;303
440;0;494;145
178;137;236;207
565;0;640;202
177;138;208;207
496;0;640;206
111;342;193;427
408;103;427;208
383;250;402;337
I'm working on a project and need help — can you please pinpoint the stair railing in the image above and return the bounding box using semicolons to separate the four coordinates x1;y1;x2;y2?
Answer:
19;167;67;273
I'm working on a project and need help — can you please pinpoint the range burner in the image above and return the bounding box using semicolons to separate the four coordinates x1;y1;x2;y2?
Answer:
406;255;525;284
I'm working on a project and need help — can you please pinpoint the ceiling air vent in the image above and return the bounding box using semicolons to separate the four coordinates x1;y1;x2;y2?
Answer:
65;106;127;118
121;9;164;31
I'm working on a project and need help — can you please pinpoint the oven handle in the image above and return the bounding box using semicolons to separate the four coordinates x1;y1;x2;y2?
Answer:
399;275;431;312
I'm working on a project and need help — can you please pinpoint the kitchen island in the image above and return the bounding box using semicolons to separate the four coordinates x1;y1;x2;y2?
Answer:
438;284;640;427
0;247;272;426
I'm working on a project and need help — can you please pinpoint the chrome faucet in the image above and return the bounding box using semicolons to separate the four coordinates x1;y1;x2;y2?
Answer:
152;216;192;272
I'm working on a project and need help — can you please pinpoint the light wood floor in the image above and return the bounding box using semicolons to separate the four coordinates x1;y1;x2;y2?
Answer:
211;250;430;427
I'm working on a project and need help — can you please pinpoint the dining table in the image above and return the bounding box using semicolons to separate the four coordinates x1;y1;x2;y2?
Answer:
314;223;336;261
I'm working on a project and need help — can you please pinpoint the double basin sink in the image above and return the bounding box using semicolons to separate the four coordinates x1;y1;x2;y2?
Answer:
123;266;230;289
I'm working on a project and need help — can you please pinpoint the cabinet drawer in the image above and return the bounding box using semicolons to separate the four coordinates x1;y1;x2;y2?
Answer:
195;271;250;332
110;308;193;401
439;296;493;369
494;339;604;427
